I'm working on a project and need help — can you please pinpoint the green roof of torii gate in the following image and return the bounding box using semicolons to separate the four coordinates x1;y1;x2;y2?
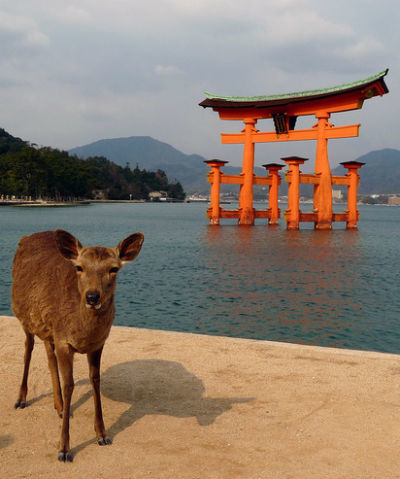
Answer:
199;69;389;108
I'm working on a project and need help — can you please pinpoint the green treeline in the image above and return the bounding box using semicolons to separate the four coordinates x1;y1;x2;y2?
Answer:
0;128;185;201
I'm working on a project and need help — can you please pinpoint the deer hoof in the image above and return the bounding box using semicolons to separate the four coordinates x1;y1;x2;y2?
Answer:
58;451;73;462
97;436;112;446
14;400;26;409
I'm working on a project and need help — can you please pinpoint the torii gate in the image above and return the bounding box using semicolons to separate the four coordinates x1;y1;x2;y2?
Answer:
199;69;389;229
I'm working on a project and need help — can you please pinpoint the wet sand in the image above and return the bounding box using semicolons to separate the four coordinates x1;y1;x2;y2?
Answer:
1;315;400;479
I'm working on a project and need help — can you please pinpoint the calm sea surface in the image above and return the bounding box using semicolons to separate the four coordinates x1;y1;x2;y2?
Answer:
1;202;399;354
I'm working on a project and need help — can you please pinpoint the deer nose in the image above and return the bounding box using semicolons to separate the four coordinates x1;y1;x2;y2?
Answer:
86;291;101;306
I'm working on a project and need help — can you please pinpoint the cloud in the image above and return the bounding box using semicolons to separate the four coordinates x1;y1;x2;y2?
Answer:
154;65;183;76
0;0;397;166
334;37;384;60
0;10;49;50
59;5;94;25
0;10;50;91
257;10;353;46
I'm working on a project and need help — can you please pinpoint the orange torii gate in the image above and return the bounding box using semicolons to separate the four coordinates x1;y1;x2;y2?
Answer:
199;69;389;229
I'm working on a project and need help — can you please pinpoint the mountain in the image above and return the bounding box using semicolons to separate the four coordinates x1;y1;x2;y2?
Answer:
70;137;400;195
69;136;268;194
69;136;208;192
332;148;400;194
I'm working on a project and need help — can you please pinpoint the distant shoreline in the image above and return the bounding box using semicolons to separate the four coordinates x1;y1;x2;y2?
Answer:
1;199;397;207
0;200;91;207
0;198;187;207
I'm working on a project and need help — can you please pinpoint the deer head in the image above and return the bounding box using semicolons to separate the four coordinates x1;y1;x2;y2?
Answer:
55;229;144;311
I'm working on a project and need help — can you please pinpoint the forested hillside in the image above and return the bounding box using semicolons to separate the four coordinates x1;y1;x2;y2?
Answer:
0;129;185;201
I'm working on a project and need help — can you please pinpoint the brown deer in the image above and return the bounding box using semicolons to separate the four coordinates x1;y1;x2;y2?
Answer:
12;229;144;462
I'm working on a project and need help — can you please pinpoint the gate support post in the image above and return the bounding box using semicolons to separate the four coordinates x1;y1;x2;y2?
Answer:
314;112;333;230
263;163;283;225
341;161;365;230
239;118;257;225
284;157;308;230
204;159;228;225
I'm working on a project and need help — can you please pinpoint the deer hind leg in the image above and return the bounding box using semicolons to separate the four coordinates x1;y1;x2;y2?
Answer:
87;347;112;446
14;331;34;409
55;344;75;462
44;340;63;416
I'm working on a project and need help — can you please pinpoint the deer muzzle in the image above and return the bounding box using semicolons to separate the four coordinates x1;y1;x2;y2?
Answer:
85;291;102;309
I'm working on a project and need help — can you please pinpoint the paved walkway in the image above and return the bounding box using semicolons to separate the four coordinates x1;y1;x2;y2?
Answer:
1;315;400;478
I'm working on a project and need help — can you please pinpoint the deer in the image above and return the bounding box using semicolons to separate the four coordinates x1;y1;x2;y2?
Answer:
11;229;144;462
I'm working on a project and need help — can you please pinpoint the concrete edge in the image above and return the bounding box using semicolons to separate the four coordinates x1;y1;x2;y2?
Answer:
2;314;398;361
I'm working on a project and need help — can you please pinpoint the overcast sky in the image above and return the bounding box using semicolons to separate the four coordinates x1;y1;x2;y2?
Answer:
0;0;399;169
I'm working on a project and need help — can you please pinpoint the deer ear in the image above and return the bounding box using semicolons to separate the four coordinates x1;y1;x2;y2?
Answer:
116;232;144;263
55;230;82;260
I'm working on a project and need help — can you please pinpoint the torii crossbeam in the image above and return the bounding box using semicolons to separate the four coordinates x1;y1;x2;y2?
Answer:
199;69;389;229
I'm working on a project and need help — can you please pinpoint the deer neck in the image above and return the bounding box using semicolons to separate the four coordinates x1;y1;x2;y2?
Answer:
69;297;115;353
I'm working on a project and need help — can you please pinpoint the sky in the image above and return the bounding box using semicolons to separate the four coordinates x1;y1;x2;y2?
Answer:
0;0;399;170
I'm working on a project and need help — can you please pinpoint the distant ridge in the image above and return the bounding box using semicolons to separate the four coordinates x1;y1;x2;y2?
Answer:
70;137;400;195
333;148;400;194
69;136;209;192
69;136;268;194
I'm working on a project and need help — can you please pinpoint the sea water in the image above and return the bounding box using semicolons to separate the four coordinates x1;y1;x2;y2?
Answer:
1;202;399;354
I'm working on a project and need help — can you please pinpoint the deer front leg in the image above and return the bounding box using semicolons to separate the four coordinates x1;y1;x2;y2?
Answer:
44;340;63;416
14;331;34;409
56;344;75;462
87;347;112;446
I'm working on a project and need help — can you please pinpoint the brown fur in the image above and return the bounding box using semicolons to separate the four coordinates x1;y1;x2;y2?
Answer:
12;229;144;462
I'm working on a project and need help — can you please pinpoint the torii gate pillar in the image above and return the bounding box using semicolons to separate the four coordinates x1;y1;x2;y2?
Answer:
204;159;228;225
263;163;284;225
284;156;307;230
341;161;365;229
314;112;333;230
239;118;258;225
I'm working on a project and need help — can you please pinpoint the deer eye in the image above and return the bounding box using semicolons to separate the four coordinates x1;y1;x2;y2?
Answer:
109;267;119;274
75;265;83;272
